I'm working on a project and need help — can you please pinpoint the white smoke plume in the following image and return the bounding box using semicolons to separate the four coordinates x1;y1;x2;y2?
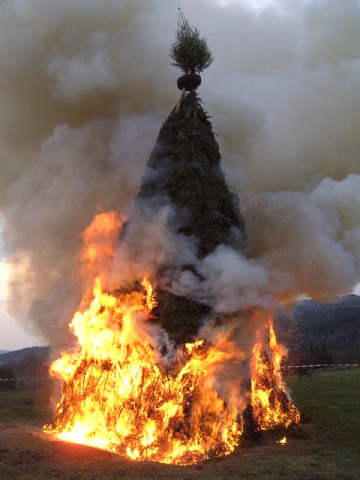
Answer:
1;0;360;348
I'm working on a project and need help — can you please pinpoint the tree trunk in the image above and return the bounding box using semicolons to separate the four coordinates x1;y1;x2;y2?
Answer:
176;86;187;112
176;69;193;113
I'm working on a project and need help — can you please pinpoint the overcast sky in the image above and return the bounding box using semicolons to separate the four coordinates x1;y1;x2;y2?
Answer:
1;0;360;351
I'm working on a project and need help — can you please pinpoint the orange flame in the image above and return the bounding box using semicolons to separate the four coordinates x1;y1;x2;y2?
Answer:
47;278;246;464
80;211;122;280
45;212;299;464
141;276;157;312
250;318;300;430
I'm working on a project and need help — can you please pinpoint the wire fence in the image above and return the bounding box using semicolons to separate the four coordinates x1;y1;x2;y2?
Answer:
281;363;359;376
283;363;359;369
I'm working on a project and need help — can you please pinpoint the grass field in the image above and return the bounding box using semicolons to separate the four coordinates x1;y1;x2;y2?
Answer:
0;383;52;425
0;369;359;479
286;368;360;479
289;368;360;441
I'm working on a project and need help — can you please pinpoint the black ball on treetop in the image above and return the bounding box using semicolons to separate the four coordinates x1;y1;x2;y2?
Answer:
177;73;201;91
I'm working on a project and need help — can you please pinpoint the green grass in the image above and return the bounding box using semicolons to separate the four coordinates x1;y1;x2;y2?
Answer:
0;390;36;422
289;368;360;442
0;389;51;424
0;370;359;479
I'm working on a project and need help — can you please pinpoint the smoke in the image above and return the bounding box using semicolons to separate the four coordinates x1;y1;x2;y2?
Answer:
1;0;360;348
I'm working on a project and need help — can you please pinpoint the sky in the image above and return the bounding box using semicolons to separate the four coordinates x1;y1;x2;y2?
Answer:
0;0;360;351
0;258;44;350
0;219;44;349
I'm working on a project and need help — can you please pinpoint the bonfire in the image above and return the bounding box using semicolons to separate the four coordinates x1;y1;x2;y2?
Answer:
45;13;299;465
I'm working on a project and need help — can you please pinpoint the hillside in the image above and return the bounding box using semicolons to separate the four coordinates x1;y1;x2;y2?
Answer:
296;295;360;348
0;346;49;364
275;295;360;364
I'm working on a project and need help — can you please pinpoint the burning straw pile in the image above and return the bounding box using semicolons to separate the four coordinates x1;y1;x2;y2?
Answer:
45;13;299;465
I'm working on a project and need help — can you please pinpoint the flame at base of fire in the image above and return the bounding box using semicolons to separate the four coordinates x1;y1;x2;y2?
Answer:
276;436;287;445
45;277;299;465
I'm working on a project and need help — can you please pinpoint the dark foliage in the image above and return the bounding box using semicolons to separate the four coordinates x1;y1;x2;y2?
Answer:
139;92;246;258
169;11;214;74
151;291;212;346
0;366;16;391
135;92;246;343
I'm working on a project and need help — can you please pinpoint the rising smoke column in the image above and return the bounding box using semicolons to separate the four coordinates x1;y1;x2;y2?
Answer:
0;0;360;349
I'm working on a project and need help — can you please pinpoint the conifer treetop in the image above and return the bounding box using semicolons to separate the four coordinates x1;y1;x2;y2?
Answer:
169;10;214;74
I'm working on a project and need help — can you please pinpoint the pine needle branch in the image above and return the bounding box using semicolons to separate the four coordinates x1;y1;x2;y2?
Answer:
169;10;214;74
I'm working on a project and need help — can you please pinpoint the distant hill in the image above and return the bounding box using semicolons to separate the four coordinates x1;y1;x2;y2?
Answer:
0;350;10;355
0;346;49;364
275;294;360;364
0;346;51;390
295;294;360;350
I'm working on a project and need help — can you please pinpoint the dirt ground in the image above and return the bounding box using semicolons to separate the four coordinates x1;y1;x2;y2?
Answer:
0;421;357;480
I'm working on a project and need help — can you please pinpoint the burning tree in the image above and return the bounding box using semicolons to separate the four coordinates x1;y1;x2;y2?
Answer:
45;14;299;465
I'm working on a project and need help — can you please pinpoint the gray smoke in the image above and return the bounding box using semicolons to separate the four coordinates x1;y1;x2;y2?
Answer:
1;0;360;348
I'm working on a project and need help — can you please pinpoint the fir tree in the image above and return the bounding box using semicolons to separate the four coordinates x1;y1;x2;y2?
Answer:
137;92;246;344
170;10;215;112
169;10;214;74
123;16;245;344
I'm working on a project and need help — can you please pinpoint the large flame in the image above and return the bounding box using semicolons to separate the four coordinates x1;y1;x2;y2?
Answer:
250;317;300;429
45;212;299;464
